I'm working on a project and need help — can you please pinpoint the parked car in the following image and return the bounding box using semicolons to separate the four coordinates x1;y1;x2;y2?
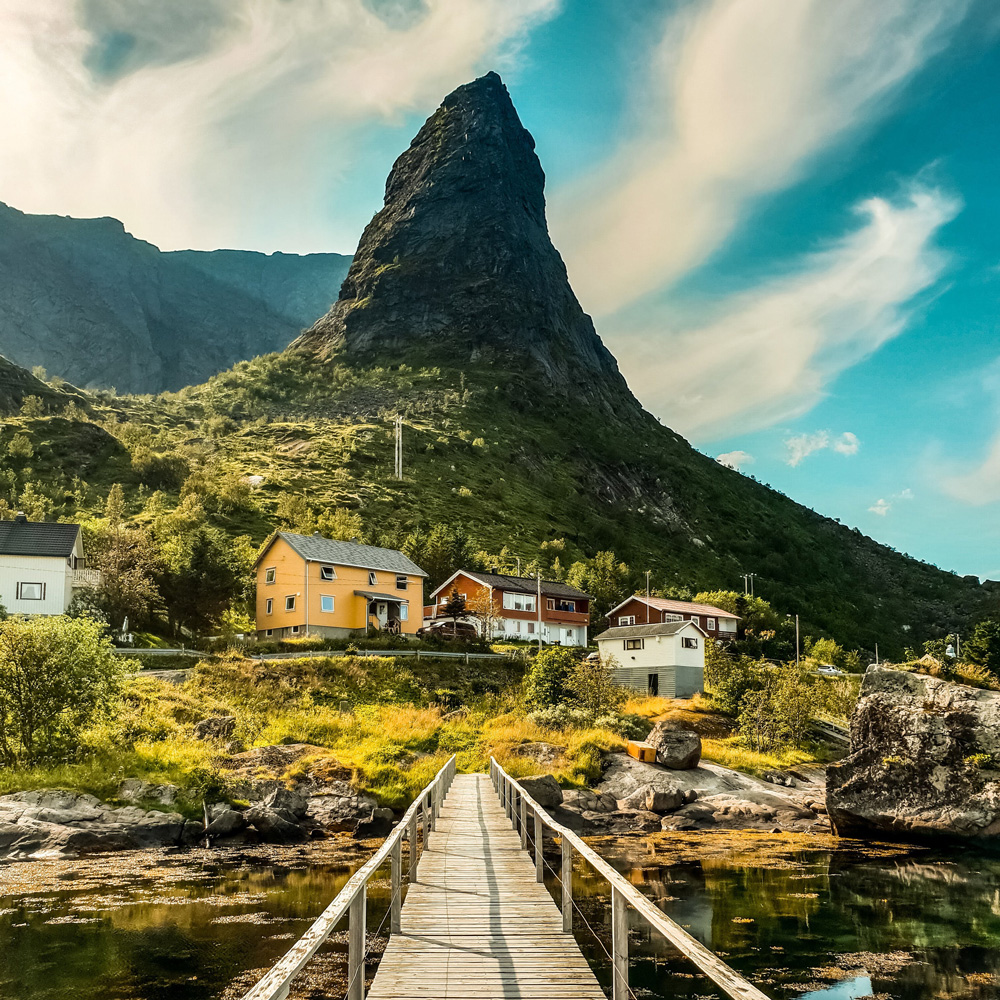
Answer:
416;620;480;640
816;664;847;677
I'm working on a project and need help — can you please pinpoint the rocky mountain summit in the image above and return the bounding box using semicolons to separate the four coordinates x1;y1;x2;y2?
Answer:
294;72;630;403
827;666;1000;840
0;201;350;393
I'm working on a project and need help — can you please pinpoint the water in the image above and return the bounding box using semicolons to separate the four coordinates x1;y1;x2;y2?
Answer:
2;832;1000;999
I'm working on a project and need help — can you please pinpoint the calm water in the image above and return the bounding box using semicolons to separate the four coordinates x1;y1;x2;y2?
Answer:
2;832;1000;999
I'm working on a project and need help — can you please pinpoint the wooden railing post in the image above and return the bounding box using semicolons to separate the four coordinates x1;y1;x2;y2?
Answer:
520;795;528;850
408;812;418;883
390;836;402;934
534;810;544;882
422;797;430;850
561;836;572;932
611;886;628;1000
348;886;366;1000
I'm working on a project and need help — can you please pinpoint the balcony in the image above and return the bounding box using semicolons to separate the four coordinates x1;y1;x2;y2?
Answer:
70;568;102;589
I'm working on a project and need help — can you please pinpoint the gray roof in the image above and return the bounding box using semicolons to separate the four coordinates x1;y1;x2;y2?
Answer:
435;570;590;600
0;518;79;558
594;621;699;642
265;531;428;577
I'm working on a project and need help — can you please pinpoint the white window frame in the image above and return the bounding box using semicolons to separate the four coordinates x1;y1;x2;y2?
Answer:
546;598;555;611
368;571;378;586
555;599;576;613
624;638;644;650
663;612;683;623
502;592;536;612
618;615;635;626
320;565;336;581
706;617;716;630
264;567;276;584
17;582;44;600
291;625;300;635
396;574;408;591
285;595;296;612
527;622;535;634
400;605;408;621
265;598;273;615
265;629;273;637
682;637;699;649
321;595;335;613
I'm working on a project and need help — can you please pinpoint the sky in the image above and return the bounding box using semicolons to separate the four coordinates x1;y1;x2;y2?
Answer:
2;0;1000;581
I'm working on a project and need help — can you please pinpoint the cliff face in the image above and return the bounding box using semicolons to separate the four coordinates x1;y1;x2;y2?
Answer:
293;72;629;401
0;202;351;393
827;667;1000;840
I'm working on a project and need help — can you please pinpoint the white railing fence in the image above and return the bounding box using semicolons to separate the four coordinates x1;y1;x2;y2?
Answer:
239;755;457;1000
489;758;772;1000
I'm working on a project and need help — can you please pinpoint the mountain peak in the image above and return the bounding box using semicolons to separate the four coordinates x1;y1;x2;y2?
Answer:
293;73;628;397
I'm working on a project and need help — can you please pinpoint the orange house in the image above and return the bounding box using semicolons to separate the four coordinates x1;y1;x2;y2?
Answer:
254;531;428;639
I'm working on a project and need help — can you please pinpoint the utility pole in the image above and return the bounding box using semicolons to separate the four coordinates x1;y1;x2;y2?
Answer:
742;573;756;596
875;642;879;666
645;570;651;624
536;571;543;651
516;556;521;576
795;614;800;667
394;416;403;480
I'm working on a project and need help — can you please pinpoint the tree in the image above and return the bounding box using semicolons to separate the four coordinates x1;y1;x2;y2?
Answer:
0;615;123;767
966;619;1000;676
19;395;44;418
441;588;468;638
567;656;625;716
567;550;631;622
523;647;578;709
7;433;33;462
771;662;820;745
466;589;501;640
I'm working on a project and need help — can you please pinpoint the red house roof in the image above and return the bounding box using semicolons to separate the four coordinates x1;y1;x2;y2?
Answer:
606;595;740;620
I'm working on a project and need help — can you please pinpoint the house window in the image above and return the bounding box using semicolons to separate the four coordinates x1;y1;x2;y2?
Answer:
502;592;536;612
663;613;682;622
400;605;408;621
291;625;300;634
265;629;273;637
527;622;535;634
682;637;699;649
17;582;44;600
706;618;716;630
285;595;296;611
265;598;273;615
556;599;576;613
618;615;635;626
368;571;378;586
321;595;335;613
264;567;276;584
320;565;336;581
624;638;644;650
513;620;521;633
396;574;408;590
546;598;555;611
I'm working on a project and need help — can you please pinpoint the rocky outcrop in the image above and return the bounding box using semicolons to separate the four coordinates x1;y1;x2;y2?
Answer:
645;723;702;769
827;667;1000;840
0;201;351;392
293;72;634;409
193;715;237;741
518;774;563;808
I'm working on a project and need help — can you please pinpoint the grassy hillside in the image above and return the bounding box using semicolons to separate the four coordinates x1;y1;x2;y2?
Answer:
3;347;994;657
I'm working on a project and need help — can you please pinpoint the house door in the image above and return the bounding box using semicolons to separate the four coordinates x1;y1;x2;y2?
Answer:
376;602;388;627
648;673;659;696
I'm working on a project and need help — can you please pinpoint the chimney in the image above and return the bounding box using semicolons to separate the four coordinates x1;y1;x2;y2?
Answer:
313;531;322;537
350;536;360;544
14;511;27;523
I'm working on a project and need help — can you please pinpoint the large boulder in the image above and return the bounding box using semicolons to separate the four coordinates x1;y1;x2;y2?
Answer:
193;716;237;741
646;723;702;769
518;775;563;809
245;803;307;843
827;667;1000;840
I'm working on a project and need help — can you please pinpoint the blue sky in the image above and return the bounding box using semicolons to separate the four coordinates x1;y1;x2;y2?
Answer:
2;0;1000;579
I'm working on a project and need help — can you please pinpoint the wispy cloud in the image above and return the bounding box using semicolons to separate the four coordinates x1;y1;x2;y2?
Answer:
870;487;914;516
555;0;969;316
784;431;860;467
716;450;754;471
614;184;959;440
0;0;557;251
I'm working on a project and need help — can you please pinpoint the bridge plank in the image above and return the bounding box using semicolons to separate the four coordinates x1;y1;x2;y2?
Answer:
367;774;605;1000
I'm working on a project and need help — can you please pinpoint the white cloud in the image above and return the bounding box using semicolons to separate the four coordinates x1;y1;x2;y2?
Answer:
716;450;754;471
833;431;860;456
555;0;969;316
785;430;861;467
869;488;913;516
611;184;959;440
942;434;1000;506
0;0;557;251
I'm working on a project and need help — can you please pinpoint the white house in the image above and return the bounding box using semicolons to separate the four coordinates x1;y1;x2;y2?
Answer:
0;513;97;616
605;596;739;642
595;620;707;698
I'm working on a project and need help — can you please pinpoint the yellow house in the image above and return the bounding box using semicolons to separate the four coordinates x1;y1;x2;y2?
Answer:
254;531;428;639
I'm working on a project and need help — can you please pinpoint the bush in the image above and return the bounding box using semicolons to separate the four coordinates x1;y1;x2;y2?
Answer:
523;647;579;708
0;615;124;766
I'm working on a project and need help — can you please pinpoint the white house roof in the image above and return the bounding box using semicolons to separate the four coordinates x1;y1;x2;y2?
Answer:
256;531;428;577
606;595;740;620
594;620;707;642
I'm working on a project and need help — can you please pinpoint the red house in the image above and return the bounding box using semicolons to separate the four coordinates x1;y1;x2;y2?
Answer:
606;596;739;641
425;570;591;646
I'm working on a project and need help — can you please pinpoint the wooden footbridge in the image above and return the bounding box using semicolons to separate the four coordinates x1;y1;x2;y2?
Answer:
239;757;771;1000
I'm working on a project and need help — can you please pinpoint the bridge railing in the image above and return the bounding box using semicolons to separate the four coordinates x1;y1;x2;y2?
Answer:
490;757;771;1000
239;754;457;1000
